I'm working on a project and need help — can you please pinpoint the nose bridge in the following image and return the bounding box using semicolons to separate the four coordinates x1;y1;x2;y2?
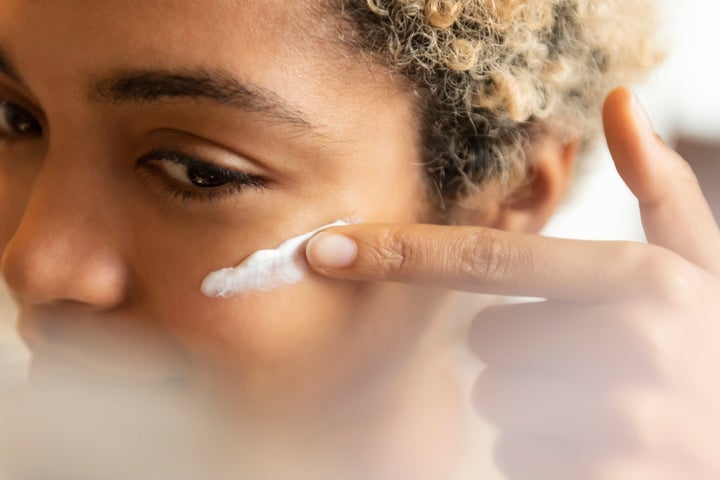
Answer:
1;143;129;309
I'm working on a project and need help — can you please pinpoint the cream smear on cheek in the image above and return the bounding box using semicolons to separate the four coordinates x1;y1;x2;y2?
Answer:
201;220;349;298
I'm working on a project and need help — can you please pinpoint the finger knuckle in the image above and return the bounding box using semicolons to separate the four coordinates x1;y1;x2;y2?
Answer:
371;227;412;277
640;247;701;309
456;230;524;284
672;152;701;188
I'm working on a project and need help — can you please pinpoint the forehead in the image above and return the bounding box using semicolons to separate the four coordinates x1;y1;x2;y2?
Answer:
0;0;421;166
0;0;411;147
0;0;318;46
0;0;340;99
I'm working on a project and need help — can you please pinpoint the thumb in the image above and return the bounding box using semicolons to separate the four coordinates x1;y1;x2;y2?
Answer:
604;87;720;274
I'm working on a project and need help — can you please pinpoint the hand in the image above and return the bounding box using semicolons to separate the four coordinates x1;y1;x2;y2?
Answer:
304;88;720;479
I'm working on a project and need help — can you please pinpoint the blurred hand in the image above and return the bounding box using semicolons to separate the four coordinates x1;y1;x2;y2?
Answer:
305;88;720;479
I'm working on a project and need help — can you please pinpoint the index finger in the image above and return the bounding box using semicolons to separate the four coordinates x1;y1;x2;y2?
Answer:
304;223;698;302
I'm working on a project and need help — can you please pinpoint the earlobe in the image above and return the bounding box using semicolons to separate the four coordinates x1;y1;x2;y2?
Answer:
451;136;579;233
493;138;578;233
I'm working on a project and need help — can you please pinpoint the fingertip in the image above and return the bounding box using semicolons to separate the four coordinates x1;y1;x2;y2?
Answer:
603;87;638;149
604;87;658;150
603;88;698;210
603;87;663;190
602;87;633;124
305;232;359;271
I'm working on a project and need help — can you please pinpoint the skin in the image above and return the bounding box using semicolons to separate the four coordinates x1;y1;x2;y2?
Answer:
0;0;434;407
306;88;720;478
0;1;568;478
5;1;707;478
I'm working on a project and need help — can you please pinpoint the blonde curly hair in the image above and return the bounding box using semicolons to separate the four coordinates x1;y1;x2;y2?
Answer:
336;0;663;207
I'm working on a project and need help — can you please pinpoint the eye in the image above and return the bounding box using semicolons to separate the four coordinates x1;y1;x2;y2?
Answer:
137;150;267;202
0;100;42;141
161;155;239;188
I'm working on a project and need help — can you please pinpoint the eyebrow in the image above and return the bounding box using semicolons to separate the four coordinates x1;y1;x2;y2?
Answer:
0;45;322;137
89;67;319;132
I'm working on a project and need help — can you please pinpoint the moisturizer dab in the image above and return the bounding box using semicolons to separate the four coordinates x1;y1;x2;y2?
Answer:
201;220;349;298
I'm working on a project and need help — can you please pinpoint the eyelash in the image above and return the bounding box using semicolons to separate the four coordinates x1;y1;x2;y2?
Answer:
136;150;268;203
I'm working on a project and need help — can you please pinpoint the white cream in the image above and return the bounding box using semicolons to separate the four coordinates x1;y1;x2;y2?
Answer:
201;220;349;298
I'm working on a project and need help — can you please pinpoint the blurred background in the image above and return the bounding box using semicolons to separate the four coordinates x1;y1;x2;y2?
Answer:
544;0;720;241
1;0;720;383
0;278;25;386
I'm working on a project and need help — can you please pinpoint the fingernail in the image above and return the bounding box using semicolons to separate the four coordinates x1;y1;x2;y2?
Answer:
306;233;358;269
631;92;656;134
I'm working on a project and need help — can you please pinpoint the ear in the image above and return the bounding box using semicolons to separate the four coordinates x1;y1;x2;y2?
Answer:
451;135;578;233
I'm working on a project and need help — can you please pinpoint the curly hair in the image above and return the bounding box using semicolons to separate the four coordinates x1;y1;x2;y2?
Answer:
334;0;663;208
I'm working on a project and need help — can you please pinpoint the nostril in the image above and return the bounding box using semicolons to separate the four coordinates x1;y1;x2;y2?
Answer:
1;243;36;301
1;233;129;310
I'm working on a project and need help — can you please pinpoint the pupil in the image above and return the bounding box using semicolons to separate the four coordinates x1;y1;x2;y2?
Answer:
187;165;229;188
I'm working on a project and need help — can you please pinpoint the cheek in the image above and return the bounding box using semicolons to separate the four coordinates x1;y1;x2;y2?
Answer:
164;282;356;363
142;271;370;402
0;159;38;252
138;252;444;415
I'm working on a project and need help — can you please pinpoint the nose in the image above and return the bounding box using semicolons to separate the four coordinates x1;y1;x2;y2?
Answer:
1;162;128;310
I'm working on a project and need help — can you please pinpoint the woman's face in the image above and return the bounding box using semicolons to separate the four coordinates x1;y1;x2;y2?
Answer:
0;0;435;414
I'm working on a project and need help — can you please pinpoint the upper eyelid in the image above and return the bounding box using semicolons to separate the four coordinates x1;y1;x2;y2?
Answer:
0;71;36;101
137;149;241;171
137;150;268;185
146;128;275;174
137;139;268;175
